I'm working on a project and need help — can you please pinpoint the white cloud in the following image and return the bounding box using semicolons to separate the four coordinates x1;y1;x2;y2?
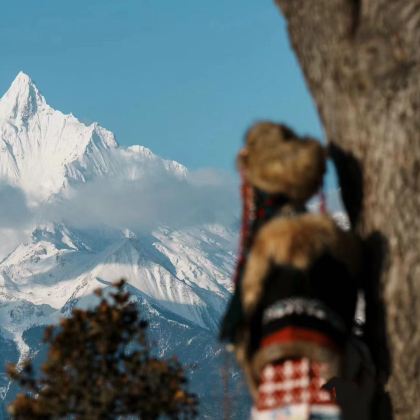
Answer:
0;228;29;260
0;183;32;228
0;174;350;240
0;183;33;259
0;170;239;258
40;169;240;232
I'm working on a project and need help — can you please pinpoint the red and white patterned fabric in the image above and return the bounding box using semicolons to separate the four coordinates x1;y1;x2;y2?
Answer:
252;358;341;419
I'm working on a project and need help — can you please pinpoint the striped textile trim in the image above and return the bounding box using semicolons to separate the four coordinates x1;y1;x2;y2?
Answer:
261;327;339;351
263;298;346;333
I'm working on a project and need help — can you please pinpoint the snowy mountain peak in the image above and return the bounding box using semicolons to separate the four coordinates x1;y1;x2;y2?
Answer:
0;72;46;123
0;73;241;415
0;72;186;202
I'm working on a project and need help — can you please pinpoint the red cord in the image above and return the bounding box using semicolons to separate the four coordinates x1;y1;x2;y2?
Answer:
233;174;253;283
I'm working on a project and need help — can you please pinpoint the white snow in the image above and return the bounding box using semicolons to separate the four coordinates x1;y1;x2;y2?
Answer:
0;72;236;359
0;72;187;203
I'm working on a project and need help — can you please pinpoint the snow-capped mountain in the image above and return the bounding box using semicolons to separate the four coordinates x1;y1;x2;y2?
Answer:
0;73;247;418
0;72;186;203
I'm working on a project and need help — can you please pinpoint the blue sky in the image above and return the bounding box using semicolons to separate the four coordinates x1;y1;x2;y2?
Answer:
0;0;330;183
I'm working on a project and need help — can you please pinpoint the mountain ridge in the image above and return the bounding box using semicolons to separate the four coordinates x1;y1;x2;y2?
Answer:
0;72;187;203
0;72;244;417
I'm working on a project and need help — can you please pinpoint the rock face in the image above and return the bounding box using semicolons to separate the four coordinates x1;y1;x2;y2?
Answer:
0;73;249;418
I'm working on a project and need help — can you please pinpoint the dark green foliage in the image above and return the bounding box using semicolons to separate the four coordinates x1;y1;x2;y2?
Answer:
7;280;198;419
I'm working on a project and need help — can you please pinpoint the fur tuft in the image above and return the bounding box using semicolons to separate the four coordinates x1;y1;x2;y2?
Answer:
241;213;360;315
238;122;326;203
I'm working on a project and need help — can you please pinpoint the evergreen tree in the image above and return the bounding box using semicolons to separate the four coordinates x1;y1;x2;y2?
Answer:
7;280;197;419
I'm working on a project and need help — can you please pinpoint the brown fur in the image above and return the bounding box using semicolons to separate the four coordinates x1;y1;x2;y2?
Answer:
233;121;359;397
241;213;360;315
238;122;326;204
